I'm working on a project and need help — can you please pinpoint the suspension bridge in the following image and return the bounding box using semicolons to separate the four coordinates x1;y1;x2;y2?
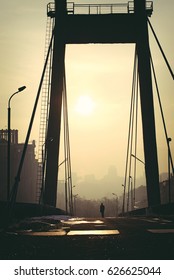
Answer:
1;0;174;259
39;0;173;213
5;0;174;216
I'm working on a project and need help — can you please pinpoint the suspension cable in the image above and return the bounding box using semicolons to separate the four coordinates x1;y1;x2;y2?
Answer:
8;29;55;216
122;46;138;214
127;49;139;212
148;18;174;80
63;73;68;214
127;61;136;212
150;51;174;175
133;56;139;209
63;66;73;215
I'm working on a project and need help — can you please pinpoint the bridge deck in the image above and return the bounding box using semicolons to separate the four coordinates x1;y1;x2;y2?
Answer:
1;215;174;259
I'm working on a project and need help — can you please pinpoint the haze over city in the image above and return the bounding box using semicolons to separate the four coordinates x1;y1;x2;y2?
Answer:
0;0;174;200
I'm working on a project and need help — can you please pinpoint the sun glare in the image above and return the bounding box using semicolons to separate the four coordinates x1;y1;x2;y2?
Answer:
75;95;95;116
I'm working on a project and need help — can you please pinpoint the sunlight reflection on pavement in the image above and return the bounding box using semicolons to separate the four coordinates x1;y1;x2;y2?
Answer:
20;229;119;236
61;219;104;225
6;216;120;236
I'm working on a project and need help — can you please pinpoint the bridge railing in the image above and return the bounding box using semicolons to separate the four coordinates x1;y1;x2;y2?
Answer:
47;1;153;17
47;2;55;18
128;1;153;15
67;2;129;15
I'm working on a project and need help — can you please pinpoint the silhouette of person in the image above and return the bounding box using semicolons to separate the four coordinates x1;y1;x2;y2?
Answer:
100;203;105;218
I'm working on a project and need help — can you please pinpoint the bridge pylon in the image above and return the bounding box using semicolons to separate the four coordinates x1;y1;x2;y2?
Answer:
44;0;161;208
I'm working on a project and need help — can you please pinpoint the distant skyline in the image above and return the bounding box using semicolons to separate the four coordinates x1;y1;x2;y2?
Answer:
0;0;174;199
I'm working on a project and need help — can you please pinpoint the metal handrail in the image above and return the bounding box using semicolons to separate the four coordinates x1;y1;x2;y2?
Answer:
47;2;55;17
67;3;129;15
128;1;153;14
47;1;153;17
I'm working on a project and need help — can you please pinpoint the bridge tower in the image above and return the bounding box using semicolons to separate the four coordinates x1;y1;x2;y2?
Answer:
44;0;161;209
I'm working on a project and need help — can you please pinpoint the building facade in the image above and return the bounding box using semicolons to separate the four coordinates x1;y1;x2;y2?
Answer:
0;129;38;203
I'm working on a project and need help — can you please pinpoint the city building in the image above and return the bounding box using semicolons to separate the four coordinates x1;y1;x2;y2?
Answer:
0;129;38;203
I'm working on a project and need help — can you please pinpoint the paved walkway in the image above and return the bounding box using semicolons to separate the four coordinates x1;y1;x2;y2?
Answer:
1;215;174;259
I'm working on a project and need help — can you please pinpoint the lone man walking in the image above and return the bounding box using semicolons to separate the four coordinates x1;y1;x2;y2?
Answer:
100;203;105;218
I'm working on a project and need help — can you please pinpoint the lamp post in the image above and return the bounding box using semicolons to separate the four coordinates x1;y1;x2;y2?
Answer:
40;138;53;204
167;137;172;203
71;185;76;215
73;194;78;216
131;154;145;210
7;86;26;201
122;184;126;214
112;192;118;217
127;176;132;212
131;154;145;165
129;176;133;211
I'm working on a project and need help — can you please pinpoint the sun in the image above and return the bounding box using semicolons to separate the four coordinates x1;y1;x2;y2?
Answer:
75;95;95;116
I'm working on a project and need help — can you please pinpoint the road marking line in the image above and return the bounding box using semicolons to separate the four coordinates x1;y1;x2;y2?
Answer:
148;229;174;233
67;229;119;235
17;230;67;236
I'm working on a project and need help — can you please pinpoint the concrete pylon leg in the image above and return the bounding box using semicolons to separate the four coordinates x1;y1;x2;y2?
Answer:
135;0;161;207
44;0;66;207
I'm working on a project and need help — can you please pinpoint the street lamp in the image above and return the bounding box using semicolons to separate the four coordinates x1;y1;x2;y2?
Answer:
131;154;145;165
131;154;145;210
7;86;26;201
73;194;78;216
112;193;118;217
122;184;126;214
58;158;67;168
129;176;134;211
71;185;76;215
40;138;53;204
167;137;172;203
127;176;132;212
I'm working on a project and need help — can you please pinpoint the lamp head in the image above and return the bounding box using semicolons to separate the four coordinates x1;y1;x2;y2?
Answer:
18;86;26;92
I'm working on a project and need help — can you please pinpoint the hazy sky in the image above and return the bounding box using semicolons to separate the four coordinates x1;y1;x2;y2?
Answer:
0;0;174;199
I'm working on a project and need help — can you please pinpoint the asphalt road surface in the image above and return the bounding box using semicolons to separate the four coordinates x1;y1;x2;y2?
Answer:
1;215;174;259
